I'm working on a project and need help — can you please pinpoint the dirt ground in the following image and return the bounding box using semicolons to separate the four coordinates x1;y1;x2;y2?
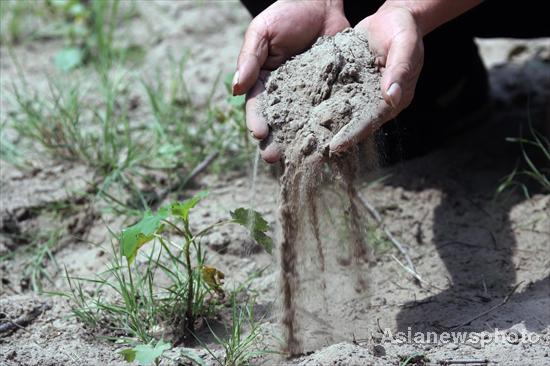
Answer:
1;2;549;366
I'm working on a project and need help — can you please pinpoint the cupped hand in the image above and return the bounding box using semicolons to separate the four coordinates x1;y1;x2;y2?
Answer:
233;0;350;163
329;4;425;153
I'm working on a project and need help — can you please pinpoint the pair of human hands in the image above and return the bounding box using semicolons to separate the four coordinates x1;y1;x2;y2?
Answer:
232;0;424;163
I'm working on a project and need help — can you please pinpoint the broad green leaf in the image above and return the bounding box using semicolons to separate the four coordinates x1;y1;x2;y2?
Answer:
170;191;208;221
134;341;171;365
251;230;273;254
120;340;171;365
120;207;169;264
231;208;273;254
54;47;83;72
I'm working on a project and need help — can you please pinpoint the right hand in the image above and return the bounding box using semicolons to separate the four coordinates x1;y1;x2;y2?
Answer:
233;0;350;163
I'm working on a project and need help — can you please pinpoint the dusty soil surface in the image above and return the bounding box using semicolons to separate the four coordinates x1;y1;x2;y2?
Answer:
1;2;549;366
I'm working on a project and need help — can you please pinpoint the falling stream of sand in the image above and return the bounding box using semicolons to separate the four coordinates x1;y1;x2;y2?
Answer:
258;29;382;356
249;146;261;212
245;147;261;256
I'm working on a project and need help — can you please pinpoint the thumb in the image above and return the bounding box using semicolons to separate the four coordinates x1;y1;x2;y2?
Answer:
233;18;269;96
329;100;394;154
380;30;423;112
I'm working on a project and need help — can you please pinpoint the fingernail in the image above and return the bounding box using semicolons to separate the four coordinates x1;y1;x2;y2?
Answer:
386;82;402;109
232;70;240;95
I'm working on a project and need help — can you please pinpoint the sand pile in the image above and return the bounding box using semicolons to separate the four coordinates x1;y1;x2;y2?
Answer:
259;28;383;356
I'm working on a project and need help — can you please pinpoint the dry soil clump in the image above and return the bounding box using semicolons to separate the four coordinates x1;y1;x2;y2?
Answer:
259;28;383;356
261;28;383;163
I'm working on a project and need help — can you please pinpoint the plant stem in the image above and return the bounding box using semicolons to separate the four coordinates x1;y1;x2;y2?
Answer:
183;236;194;338
162;219;187;237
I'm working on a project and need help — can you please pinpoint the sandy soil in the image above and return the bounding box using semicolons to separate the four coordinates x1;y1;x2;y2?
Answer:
1;2;549;366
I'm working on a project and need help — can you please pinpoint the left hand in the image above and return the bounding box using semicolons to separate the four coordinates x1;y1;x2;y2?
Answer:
330;4;425;153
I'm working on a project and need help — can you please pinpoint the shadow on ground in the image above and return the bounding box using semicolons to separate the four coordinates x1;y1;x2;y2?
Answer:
379;54;550;334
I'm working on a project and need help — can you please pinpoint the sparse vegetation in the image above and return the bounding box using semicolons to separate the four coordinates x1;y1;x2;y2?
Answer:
0;229;62;293
197;293;272;366
6;61;250;213
3;0;251;216
498;121;550;196
1;3;263;362
0;0;141;69
2;1;549;365
59;192;272;363
22;230;61;293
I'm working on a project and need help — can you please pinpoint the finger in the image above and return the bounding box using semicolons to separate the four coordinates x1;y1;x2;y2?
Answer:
380;31;423;112
245;79;269;139
234;17;270;96
354;17;387;68
259;133;281;163
329;101;394;154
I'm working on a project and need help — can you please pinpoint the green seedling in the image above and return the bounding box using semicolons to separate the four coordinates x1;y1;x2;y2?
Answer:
197;294;272;366
22;230;61;293
61;192;272;349
120;339;171;366
120;192;272;339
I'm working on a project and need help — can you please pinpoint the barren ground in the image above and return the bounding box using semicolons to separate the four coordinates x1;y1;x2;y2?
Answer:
1;2;549;366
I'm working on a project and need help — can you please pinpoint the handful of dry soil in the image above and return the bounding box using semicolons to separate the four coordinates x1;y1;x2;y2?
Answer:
260;28;383;163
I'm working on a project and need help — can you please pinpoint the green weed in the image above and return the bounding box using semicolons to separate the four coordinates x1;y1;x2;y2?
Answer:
60;192;272;348
10;76;135;174
143;60;253;177
0;123;24;168
1;0;141;69
497;121;550;197
120;339;171;366
52;0;143;71
199;294;271;366
0;226;62;293
6;58;250;213
22;230;62;293
0;0;50;45
8;72;154;213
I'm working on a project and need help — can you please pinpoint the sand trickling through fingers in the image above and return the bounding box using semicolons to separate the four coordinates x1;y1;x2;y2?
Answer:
259;29;383;356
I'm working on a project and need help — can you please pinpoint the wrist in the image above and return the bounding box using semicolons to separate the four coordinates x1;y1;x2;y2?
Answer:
325;0;344;9
323;0;345;16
